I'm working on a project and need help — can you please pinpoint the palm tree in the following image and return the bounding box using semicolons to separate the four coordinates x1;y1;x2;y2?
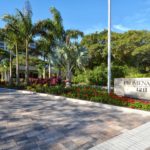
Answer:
50;7;64;40
2;13;22;86
2;7;48;85
0;28;16;85
0;48;9;62
16;9;33;84
7;45;14;85
65;30;84;44
0;59;9;82
35;38;48;78
6;32;20;85
16;8;50;84
34;7;64;78
47;7;86;86
56;43;88;87
0;48;10;82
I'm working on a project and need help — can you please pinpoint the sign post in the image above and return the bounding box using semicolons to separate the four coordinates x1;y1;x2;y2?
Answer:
108;0;111;94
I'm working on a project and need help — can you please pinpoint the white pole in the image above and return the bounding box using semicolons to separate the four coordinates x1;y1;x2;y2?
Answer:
108;0;111;94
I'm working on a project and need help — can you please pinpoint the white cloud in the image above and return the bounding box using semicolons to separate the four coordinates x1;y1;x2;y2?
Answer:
84;24;104;35
123;3;150;30
113;24;130;32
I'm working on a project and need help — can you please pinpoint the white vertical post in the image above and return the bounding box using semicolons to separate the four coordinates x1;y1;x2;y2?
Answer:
108;0;111;93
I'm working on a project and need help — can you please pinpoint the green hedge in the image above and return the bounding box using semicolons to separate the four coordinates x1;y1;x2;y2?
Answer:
73;65;126;86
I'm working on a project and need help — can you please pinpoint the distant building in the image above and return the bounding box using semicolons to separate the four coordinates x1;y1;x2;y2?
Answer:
0;41;39;81
0;41;7;50
0;41;36;50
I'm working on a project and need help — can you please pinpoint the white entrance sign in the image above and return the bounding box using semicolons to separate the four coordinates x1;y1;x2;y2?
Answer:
114;78;150;100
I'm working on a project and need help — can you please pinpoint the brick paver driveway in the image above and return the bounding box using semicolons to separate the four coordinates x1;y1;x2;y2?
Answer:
0;88;150;150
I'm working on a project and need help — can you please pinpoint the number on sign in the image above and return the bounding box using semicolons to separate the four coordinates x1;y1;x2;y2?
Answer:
136;88;147;92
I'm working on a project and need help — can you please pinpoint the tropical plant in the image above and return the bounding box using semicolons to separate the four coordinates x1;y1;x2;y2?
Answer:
14;7;51;84
3;27;21;85
0;28;15;84
0;59;9;81
56;43;88;86
35;7;64;78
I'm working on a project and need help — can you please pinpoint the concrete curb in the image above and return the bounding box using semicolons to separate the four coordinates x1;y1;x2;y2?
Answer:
1;88;150;117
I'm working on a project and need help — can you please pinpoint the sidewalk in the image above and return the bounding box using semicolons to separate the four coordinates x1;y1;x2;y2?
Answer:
90;122;150;150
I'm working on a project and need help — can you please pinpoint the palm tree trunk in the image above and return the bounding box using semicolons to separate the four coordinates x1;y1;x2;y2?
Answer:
43;68;46;79
66;62;71;87
25;40;29;85
16;43;19;86
1;72;3;81
66;36;70;45
48;62;52;78
58;66;61;76
43;55;46;79
4;70;7;81
9;50;12;85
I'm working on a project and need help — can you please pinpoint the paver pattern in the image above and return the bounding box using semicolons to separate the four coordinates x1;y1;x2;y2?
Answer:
0;88;150;150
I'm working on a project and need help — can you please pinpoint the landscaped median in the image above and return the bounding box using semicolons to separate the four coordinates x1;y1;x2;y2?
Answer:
25;84;150;111
1;83;150;111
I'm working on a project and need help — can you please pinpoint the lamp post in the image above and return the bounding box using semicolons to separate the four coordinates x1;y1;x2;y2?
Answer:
108;0;111;94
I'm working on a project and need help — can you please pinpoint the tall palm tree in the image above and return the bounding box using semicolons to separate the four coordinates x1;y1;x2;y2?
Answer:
36;38;50;78
48;7;85;85
0;58;9;81
2;9;45;85
2;14;22;85
16;9;50;84
34;7;64;78
50;7;64;40
0;48;10;82
16;9;33;84
6;32;20;85
6;44;14;85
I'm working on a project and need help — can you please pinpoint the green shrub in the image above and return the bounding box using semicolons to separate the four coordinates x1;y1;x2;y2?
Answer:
47;86;64;95
34;84;44;92
129;102;150;110
73;73;87;84
112;65;126;81
87;66;107;86
73;65;126;86
125;67;149;78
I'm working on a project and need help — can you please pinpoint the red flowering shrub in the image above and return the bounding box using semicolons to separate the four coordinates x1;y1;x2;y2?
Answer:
109;93;150;110
29;77;60;86
26;84;150;111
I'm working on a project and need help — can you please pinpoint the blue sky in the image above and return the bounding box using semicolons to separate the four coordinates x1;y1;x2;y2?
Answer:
0;0;150;34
